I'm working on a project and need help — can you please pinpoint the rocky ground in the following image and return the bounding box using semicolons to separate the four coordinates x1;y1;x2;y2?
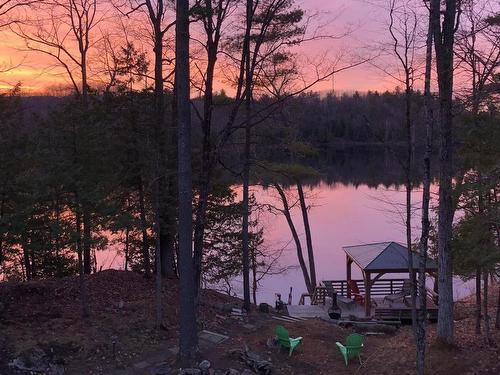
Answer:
0;270;499;374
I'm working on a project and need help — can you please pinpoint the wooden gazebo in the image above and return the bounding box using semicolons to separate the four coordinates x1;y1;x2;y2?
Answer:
344;242;438;317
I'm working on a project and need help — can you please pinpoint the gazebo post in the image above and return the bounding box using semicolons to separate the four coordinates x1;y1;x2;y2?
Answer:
346;255;352;298
364;271;371;317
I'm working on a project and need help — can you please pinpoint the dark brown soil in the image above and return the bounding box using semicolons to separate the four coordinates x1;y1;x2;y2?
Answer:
1;270;499;374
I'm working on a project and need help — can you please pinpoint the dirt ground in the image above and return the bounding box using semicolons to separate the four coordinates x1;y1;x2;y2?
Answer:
1;270;499;374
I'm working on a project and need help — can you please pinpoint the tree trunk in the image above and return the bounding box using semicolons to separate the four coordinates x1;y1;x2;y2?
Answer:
241;103;252;312
416;13;434;374
193;1;218;298
83;207;92;274
151;15;166;330
54;197;62;276
241;0;253;313
159;144;175;280
154;165;163;330
431;0;458;345
154;30;173;276
0;196;5;271
274;183;313;294
0;233;3;274
160;226;176;277
151;3;175;279
164;97;178;279
483;271;491;344
138;179;151;278
405;84;417;331
22;233;31;281
193;184;209;300
251;247;257;306
297;182;316;288
76;203;89;317
176;0;198;364
476;268;482;334
124;226;130;271
30;243;36;278
495;285;500;329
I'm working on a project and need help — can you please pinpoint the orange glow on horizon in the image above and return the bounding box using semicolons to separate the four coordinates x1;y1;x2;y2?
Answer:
0;0;411;95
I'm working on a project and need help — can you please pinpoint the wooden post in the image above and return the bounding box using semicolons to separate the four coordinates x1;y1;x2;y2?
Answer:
364;271;371;317
346;255;352;298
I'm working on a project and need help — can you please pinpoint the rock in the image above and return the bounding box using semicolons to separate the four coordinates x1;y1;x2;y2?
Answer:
9;347;49;372
48;363;66;375
199;330;229;345
242;324;256;332
241;370;255;375
154;362;172;375
180;368;202;375
212;303;235;314
199;359;211;372
224;369;240;375
229;347;272;375
133;360;150;369
168;346;179;356
265;338;279;349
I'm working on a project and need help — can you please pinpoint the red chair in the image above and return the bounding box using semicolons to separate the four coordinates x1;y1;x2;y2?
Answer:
347;280;365;305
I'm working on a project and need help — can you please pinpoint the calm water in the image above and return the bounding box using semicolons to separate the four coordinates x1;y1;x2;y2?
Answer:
234;183;473;305
96;180;474;305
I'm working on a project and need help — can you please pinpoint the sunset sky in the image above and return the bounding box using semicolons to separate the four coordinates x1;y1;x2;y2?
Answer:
0;0;411;94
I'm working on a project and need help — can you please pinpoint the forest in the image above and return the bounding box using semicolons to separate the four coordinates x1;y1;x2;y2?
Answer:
0;0;499;374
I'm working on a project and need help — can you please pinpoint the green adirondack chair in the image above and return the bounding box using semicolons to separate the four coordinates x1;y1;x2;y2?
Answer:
275;325;303;357
336;333;364;366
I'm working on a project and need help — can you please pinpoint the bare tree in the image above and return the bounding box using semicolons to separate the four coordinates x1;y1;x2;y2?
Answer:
387;0;419;337
112;0;178;331
176;0;198;364
239;0;328;310
456;0;500;344
297;182;316;289
241;0;254;312
113;0;177;280
430;0;461;345
415;2;435;373
0;1;37;28
189;0;369;309
456;0;500;116
191;0;235;303
12;0;104;317
13;1;100;98
273;183;313;294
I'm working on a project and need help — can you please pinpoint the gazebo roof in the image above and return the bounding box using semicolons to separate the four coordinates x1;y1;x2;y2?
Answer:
343;242;438;273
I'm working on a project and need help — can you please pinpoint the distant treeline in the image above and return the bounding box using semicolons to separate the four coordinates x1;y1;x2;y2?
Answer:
0;87;485;281
19;89;431;145
255;90;432;147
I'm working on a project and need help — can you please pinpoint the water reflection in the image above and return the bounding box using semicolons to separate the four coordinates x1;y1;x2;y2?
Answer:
239;182;472;304
96;146;473;304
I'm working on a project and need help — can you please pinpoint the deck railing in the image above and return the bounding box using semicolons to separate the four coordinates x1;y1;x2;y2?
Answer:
322;279;410;297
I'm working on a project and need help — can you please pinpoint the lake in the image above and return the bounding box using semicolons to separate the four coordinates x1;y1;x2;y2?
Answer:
231;182;474;305
95;177;474;305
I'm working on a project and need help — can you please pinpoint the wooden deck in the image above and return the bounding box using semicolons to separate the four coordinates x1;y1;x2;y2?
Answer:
287;296;438;322
291;280;439;323
337;296;438;321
